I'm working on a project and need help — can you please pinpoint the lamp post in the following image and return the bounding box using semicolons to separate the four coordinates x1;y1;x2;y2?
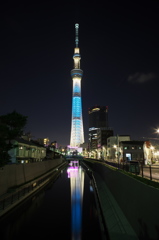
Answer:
113;144;117;162
116;135;120;169
113;135;120;169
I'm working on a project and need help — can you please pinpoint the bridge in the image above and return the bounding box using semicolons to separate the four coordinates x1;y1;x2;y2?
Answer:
0;158;159;240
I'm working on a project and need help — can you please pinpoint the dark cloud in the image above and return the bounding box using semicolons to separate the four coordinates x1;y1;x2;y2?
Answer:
127;72;156;84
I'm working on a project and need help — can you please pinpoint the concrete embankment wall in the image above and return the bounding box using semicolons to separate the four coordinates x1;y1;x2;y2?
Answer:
85;161;159;240
0;158;64;196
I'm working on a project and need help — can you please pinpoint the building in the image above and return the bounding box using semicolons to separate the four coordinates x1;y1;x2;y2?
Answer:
70;23;84;148
9;137;46;163
37;137;50;146
88;106;113;157
107;137;154;164
143;141;157;164
107;135;130;160
120;141;145;163
80;142;89;157
97;128;114;148
51;141;57;149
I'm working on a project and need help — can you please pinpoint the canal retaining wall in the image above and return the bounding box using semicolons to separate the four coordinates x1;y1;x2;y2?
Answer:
0;158;64;196
85;160;159;240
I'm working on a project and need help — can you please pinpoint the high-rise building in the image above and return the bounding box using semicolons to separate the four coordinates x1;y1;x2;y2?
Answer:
88;105;113;150
37;137;50;146
70;24;84;148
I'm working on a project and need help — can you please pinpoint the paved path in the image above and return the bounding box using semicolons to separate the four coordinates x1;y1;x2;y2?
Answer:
94;172;139;240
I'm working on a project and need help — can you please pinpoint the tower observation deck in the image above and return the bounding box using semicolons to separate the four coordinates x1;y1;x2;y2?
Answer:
70;23;84;148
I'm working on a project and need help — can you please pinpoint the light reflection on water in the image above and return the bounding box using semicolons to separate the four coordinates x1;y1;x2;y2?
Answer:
1;161;102;240
67;160;85;240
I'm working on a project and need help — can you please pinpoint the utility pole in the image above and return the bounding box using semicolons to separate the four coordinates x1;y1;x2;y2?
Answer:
117;134;120;169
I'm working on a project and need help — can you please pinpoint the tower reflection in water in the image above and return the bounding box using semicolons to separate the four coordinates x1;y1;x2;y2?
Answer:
67;160;84;240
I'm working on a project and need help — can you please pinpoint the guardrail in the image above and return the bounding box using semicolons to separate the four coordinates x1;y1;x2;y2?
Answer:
0;175;50;212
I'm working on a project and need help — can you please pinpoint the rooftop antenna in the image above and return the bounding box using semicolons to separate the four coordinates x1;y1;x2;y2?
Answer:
75;23;79;48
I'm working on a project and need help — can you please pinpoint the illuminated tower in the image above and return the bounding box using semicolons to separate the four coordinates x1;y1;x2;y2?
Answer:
70;23;84;147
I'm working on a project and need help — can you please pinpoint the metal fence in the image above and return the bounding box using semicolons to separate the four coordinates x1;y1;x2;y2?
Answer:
104;160;159;182
0;162;67;214
139;164;159;181
0;173;53;212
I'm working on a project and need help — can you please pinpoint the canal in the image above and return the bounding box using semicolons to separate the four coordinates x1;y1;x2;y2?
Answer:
1;160;104;240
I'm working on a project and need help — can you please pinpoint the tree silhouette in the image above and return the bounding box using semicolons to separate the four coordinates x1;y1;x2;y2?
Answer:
0;111;28;166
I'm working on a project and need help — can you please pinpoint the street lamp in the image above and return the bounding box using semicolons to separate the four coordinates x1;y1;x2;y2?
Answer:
113;145;117;161
113;143;120;168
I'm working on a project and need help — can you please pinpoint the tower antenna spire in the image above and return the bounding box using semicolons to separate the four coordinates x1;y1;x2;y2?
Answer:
70;23;84;147
75;23;79;48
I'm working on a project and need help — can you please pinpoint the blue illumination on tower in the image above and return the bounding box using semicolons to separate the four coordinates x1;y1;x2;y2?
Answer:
70;24;84;147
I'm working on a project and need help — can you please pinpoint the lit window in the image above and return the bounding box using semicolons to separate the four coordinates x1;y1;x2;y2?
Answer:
92;108;100;112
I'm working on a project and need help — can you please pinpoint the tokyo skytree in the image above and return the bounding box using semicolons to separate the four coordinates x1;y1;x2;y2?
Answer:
70;23;84;147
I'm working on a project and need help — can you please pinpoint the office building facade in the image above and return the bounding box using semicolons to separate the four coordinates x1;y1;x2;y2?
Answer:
88;106;113;151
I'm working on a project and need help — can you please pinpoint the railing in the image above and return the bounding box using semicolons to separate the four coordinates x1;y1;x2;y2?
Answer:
65;155;84;160
0;183;38;211
103;160;159;182
138;164;159;182
0;162;67;214
0;173;54;213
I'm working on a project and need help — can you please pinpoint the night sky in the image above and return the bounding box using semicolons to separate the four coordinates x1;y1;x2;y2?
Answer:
0;1;159;146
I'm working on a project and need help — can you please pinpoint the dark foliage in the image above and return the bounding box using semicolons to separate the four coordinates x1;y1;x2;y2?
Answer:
0;111;28;167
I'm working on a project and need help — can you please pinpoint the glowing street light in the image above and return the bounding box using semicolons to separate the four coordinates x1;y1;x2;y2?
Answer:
113;143;120;168
113;145;117;160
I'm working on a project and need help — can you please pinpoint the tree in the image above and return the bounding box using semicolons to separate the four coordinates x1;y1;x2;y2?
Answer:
0;111;28;166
